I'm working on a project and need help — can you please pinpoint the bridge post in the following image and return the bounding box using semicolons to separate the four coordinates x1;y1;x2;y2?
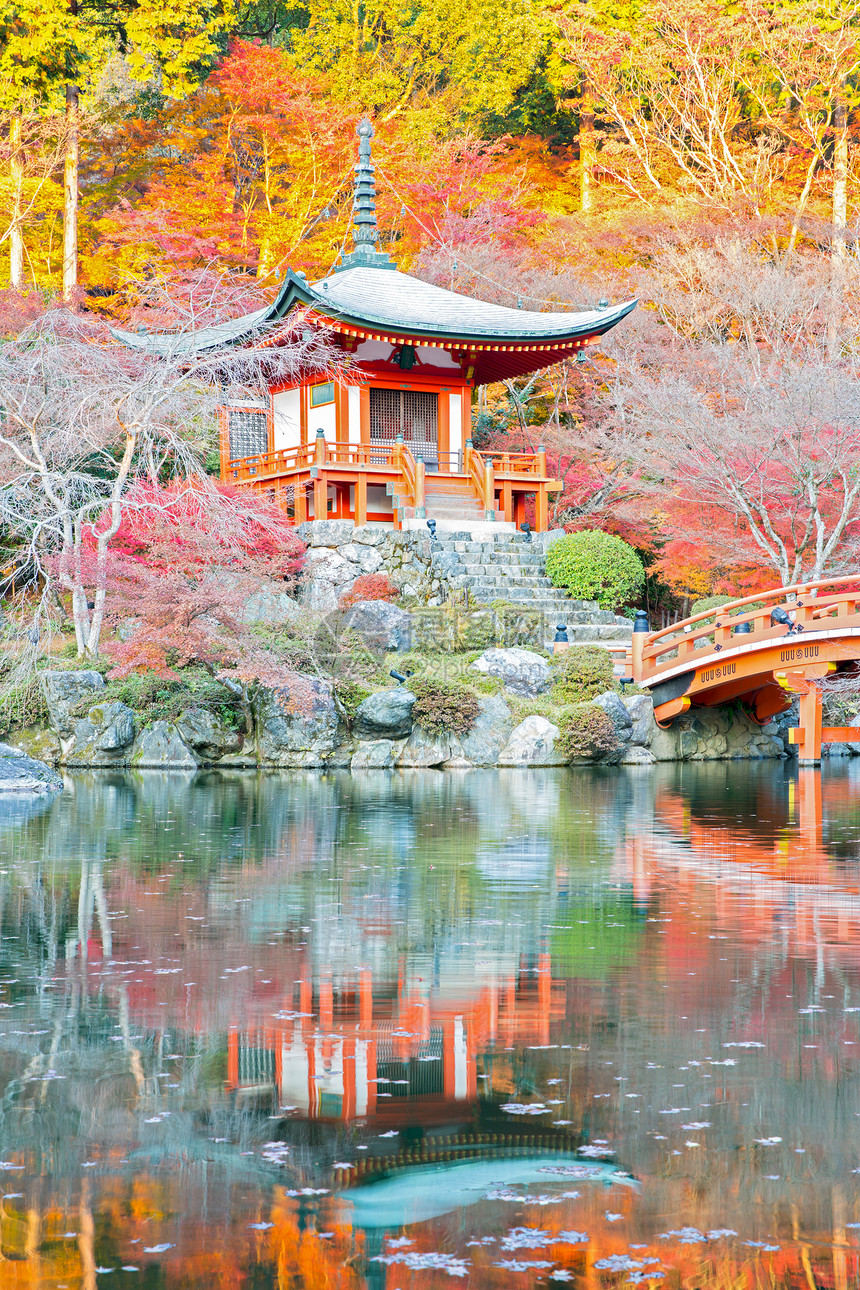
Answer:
794;684;823;764
631;610;649;684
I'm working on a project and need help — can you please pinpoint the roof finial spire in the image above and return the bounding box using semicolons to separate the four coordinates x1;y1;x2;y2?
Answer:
335;117;396;273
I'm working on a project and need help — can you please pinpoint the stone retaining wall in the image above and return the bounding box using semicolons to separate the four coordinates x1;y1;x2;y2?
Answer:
10;658;806;772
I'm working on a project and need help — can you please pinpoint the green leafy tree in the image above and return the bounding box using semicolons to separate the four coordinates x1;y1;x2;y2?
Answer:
286;0;560;128
0;0;236;298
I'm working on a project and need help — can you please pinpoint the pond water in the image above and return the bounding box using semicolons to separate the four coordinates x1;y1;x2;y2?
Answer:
2;763;860;1287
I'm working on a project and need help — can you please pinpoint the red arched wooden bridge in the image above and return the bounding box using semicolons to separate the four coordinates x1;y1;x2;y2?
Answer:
629;577;860;763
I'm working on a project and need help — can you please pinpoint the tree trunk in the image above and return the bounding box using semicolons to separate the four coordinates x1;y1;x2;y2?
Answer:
579;86;595;214
9;112;25;290
826;97;848;359
63;80;79;302
787;152;817;259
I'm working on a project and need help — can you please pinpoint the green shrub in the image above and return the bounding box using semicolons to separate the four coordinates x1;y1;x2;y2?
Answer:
552;645;617;703
335;679;371;722
557;702;619;762
546;530;645;610
507;695;567;726
0;678;49;736
410;678;480;738
471;672;505;696
690;594;733;616
72;669;243;728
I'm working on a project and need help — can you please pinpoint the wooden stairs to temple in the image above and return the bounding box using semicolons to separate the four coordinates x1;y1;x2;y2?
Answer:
394;472;504;525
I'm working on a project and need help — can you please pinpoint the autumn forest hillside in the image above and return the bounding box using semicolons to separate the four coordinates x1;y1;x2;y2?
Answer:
3;0;860;605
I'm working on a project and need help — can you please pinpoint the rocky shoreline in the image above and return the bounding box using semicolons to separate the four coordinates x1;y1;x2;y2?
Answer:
4;646;801;781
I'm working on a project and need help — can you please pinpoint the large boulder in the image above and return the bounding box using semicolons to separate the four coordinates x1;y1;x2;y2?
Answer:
257;679;341;767
42;670;105;737
242;585;304;630
397;727;452;767
470;648;552;698
300;549;362;613
623;694;658;747
454;695;514;766
339;543;383;575
342;601;411;652
498;715;566;766
351;740;401;769
354;688;416;740
592;691;634;745
0;742;63;794
349;524;390;548
131;721;197;769
11;726;61;764
295;519;355;547
64;701;137;765
176;707;242;760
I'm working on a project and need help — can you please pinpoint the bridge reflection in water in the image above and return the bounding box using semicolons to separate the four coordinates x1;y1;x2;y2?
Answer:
619;765;860;963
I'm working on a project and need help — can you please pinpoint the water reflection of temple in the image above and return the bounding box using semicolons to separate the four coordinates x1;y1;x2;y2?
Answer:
226;954;564;1126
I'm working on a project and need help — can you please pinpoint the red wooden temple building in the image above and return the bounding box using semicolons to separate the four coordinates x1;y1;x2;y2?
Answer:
118;121;635;532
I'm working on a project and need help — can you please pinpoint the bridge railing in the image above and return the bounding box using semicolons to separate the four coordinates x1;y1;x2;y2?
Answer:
634;576;860;684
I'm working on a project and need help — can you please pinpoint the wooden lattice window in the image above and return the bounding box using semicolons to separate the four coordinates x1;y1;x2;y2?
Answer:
369;388;438;464
227;407;268;460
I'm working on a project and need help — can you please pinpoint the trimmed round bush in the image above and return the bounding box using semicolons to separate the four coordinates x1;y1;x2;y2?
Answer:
552;645;617;703
546;530;645;610
557;702;619;762
410;679;480;738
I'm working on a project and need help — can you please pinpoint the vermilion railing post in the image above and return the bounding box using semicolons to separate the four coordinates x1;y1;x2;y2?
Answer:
537;443;547;478
631;609;649;683
483;460;495;520
313;429;327;518
415;458;426;518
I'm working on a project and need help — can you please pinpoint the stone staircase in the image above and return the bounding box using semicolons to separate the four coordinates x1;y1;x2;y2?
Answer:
430;530;633;652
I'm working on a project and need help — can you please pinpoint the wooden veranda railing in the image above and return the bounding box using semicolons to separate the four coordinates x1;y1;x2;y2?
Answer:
481;448;548;477
396;439;425;515
223;436;561;529
464;442;494;518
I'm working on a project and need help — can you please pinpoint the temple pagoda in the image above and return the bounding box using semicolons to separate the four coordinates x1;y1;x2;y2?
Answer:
117;120;635;532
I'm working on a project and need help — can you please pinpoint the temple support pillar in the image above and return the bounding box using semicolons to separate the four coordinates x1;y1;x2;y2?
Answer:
313;430;327;519
354;474;367;526
535;486;549;533
295;481;308;524
501;480;513;523
313;475;327;519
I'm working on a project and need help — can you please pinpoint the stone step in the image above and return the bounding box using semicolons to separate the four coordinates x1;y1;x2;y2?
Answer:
456;555;546;568
467;578;558;593
567;624;633;641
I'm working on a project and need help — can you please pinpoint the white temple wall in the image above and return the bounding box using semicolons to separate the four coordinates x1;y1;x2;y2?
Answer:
448;392;463;456
272;388;300;451
347;385;361;444
310;400;337;444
